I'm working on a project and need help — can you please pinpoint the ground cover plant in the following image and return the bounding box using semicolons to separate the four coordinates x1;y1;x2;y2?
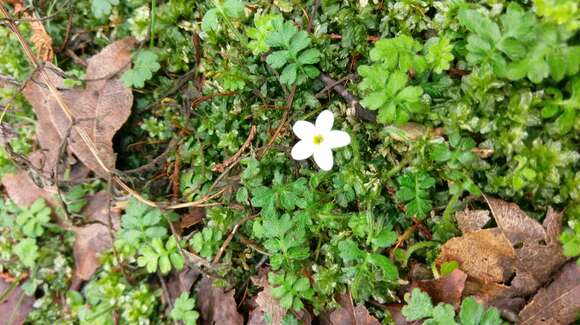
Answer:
0;0;578;324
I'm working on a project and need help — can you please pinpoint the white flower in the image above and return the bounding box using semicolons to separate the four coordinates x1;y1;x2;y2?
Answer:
291;110;351;171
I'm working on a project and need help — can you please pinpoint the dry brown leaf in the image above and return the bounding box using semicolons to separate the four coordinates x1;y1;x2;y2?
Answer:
438;197;568;316
72;193;120;280
319;292;381;325
23;38;135;176
484;197;546;244
1;170;56;208
437;228;516;284
180;207;206;230
196;277;243;325
519;262;580;325
456;209;490;233
166;267;200;304
414;269;468;307
0;278;35;325
384;304;412;325
485;197;568;295
27;13;54;61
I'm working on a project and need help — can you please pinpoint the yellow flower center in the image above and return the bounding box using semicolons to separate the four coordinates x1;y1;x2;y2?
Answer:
313;134;324;145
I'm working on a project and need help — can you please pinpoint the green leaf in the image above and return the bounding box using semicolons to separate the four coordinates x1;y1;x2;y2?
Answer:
297;49;320;65
480;307;502;325
459;297;484;325
386;71;409;96
402;288;434;321
289;31;311;54
280;63;297;85
338;240;365;262
223;0;245;18
121;50;160;88
425;37;454;74
432;304;457;325
266;20;297;48
303;65;320;79
360;91;387;110
458;9;501;43
397;172;436;219
397;86;423;102
202;9;220;32
14;238;38;268
440;261;459;276
368;253;399;280
370;35;426;72
91;0;119;19
266;50;290;69
371;229;397;249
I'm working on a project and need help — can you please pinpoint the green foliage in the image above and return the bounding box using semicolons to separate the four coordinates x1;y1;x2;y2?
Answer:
91;0;119;19
170;292;200;325
265;19;321;85
121;50;161;88
397;172;436;219
16;199;51;238
359;70;425;124
338;239;398;301
190;227;223;259
1;0;579;323
247;14;282;55
69;264;161;324
425;37;454;74
202;0;246;32
459;3;580;83
137;236;185;273
358;35;432;125
269;271;314;310
534;0;579;31
560;218;580;264
14;238;39;268
402;288;502;324
369;35;427;73
115;198;168;256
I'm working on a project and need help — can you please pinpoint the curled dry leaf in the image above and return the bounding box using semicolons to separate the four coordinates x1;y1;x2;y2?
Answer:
196;277;243;325
23;38;135;177
319;292;381;325
0;278;35;325
455;209;490;233
519;262;580;325
72;193;120;280
413;269;468;307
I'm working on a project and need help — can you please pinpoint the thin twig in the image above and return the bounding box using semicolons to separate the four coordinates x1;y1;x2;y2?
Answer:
258;85;296;159
212;125;256;173
156;271;176;322
212;213;258;265
319;72;376;122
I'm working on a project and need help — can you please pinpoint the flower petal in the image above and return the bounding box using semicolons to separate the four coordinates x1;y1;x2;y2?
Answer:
313;145;334;171
315;110;334;133
291;140;315;160
326;130;351;149
292;121;316;140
